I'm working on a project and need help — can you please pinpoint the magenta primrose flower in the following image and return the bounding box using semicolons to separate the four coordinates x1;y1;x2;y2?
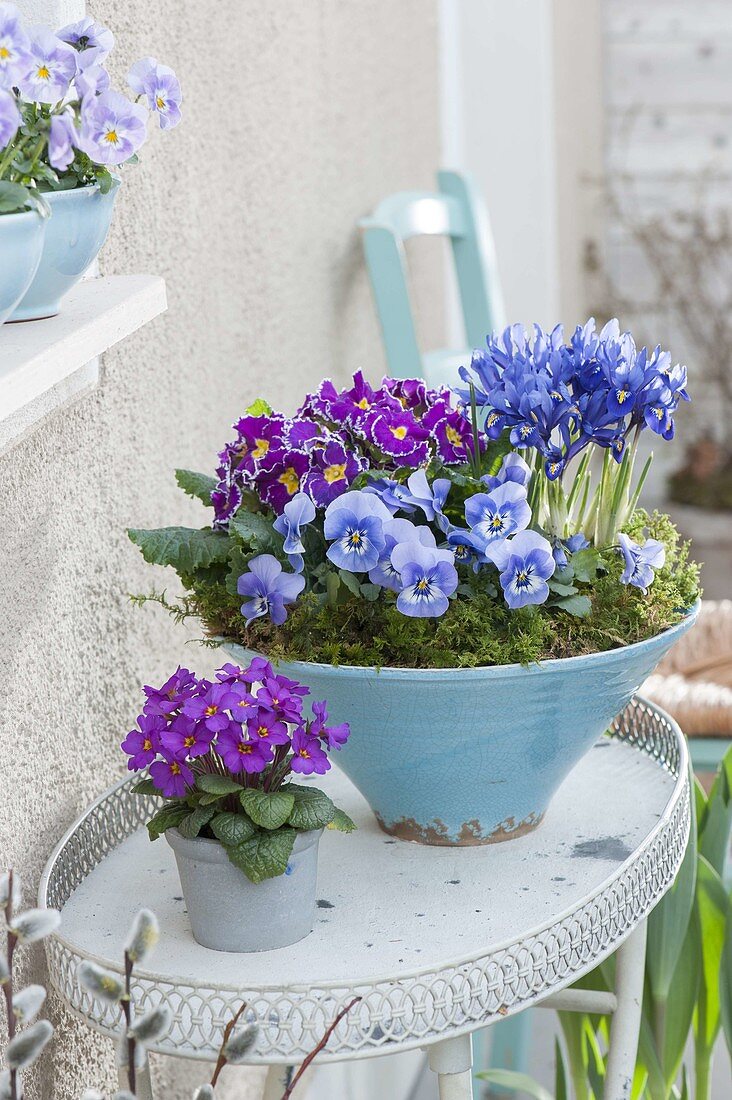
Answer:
121;712;165;771
247;708;290;746
217;728;273;774
182;681;236;732
150;754;194;798
290;727;330;775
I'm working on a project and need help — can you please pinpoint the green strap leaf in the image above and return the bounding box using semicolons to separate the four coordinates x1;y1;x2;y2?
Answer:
475;1070;553;1100
695;855;730;1056
146;802;189;840
328;807;357;833
286;785;336;830
178;804;216;839
239;788;296;830
210;812;257;846
225;828;297;883
175;469;216;506
127;527;231;574
720;888;732;1064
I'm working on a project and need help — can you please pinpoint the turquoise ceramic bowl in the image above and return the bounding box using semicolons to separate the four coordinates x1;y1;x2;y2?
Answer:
0;209;46;325
224;605;698;846
11;178;120;321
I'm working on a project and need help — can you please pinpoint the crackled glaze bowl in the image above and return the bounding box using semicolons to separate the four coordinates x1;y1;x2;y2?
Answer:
223;606;697;846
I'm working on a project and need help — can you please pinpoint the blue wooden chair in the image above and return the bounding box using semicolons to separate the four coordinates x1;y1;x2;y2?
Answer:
359;169;505;386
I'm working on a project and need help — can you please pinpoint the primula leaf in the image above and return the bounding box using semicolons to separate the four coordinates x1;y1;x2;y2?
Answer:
128;527;231;575
230;511;280;553
211;812;257;846
328;807;357;833
239;788;296;830
571;548;602;583
225;828;297;883
197;774;242;796
146;801;189;840
131;777;160;796
175;469;216;506
244;397;273;417
178;804;216;839
554;594;592;618
287;785;336;830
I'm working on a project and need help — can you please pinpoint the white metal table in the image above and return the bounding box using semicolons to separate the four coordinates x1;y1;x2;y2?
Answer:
40;698;690;1100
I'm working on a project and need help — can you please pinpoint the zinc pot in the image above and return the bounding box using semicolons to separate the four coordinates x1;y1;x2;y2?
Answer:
167;827;323;952
0;209;47;324
224;606;697;847
10;177;120;321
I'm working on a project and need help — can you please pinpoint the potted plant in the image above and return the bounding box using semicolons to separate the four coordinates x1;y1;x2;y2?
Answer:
0;7;181;322
128;320;701;846
122;658;354;953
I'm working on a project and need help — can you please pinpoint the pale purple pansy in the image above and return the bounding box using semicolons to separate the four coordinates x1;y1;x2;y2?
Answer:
127;56;182;130
390;540;458;618
18;26;77;103
47;110;77;170
237;553;305;626
618;533;665;593
78;89;147;165
0;3;30;89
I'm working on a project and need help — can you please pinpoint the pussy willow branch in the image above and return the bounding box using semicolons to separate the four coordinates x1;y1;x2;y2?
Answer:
280;997;362;1099
209;1001;248;1088
3;870;18;1100
122;950;136;1095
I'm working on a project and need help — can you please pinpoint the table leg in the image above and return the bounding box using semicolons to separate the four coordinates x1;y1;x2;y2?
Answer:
427;1033;474;1100
262;1065;292;1100
603;920;648;1100
118;1062;154;1100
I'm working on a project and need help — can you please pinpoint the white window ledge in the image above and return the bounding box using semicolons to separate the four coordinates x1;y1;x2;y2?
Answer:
0;273;167;452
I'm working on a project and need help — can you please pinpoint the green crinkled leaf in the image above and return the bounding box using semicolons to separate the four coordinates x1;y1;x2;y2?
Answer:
197;774;243;796
210;812;257;846
328;807;357;833
245;397;273;417
287;785;336;830
226;545;252;596
146;802;189;841
239;788;296;830
132;778;160;796
175;469;217;506
225;828;297;883
554;594;592;618
178;804;216;840
128;527;231;574
230;510;280;553
571;547;602;583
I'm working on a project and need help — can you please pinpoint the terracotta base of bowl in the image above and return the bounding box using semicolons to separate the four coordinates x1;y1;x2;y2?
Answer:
375;810;545;846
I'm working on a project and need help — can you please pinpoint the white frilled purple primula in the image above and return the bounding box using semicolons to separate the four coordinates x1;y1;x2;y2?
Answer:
0;5;180;215
129;320;697;662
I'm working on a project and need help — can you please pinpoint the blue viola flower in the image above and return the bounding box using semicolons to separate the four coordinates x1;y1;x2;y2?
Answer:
363;476;417;515
485;530;556;609
390;541;458;618
464;482;531;544
323;490;390;572
237;554;305;626
551;531;589;569
618;533;665;593
446;526;491;571
481;452;532;491
272;491;316;572
400;469;451;528
368;518;436;591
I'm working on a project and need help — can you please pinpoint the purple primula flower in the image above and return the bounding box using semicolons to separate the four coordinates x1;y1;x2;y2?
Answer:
0;88;19;147
481;452;532;491
142;666;197;716
121;713;165;771
215;662;251;684
149;753;194;797
127;56;182;130
258;449;310;513
247;708;290;746
217;727;273;774
618;533;665;593
256;676;304;722
323;490;391;572
485;530;556;610
57;16;114;57
225;682;258;723
78;89;147;165
382;376;429;412
47;110;77;171
303;439;363;508
241;656;275;684
271;671;310;697
161;715;214;760
19;27;77;103
391;541;458;618
290;727;331;775
368;517;436;591
182;682;236;732
0;4;29;89
237;553;305;626
310;700;350;750
272;490;315;571
464;482;531;544
422;399;480;464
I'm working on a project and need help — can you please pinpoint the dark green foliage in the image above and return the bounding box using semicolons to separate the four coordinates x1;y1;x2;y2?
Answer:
174;469;217;505
127;526;231;573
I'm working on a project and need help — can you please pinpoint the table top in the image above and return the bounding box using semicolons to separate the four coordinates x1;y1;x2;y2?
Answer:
41;697;690;1065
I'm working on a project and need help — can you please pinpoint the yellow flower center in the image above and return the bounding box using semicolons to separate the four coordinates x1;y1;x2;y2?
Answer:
298;748;310;758
348;531;362;546
170;762;181;775
324;462;346;484
416;577;429;591
156;95;166;109
516;570;528;585
390;425;408;440
238;742;253;754
252;438;270;459
653;407;663;420
237;698;251;708
205;705;218;716
104;128;119;144
184;736;195;747
142;739;152;752
617;389;628;403
356;398;370;410
258;726;269;737
490;514;504;529
278;467;300;495
37;64;50;80
446;425;462;447
520;425;532;439
486;412;499;427
0;47;10;60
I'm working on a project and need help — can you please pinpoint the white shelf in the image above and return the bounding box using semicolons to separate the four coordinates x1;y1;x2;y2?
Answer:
0;273;167;423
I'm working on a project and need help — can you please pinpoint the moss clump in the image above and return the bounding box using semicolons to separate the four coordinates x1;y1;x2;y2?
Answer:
184;510;699;669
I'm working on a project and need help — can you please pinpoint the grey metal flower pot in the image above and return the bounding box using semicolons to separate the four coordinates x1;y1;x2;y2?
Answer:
167;828;323;952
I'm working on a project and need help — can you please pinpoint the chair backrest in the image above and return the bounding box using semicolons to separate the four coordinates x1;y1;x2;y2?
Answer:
359;169;505;380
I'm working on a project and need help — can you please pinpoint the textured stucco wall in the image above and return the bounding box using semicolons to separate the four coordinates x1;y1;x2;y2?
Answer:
0;2;441;1096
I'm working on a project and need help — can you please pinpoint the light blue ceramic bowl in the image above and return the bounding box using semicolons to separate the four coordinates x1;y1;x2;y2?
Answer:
0;209;47;325
224;605;698;846
10;178;120;321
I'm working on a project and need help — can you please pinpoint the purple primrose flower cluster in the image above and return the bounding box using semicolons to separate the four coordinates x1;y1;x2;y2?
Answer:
212;371;483;524
122;659;350;798
0;5;180;178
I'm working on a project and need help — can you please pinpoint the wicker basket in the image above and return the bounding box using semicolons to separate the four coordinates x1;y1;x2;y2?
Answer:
643;601;732;737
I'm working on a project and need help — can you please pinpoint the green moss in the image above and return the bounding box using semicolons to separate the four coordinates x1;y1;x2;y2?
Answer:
182;510;700;669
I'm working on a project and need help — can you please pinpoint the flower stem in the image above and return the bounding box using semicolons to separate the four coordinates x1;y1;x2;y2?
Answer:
468;383;481;479
3;870;18;1100
122;950;137;1094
